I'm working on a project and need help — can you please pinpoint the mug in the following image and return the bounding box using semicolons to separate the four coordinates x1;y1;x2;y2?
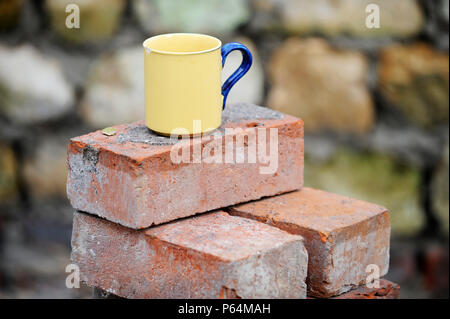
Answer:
143;33;252;135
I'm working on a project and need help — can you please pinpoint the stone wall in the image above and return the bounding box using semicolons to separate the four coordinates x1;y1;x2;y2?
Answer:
0;0;448;298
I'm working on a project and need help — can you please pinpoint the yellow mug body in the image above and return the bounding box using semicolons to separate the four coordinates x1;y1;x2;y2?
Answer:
144;33;222;135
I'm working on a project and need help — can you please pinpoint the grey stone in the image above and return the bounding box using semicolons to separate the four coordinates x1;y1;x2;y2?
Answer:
0;45;75;124
222;37;264;107
366;123;443;168
0;142;18;203
42;47;93;88
23;134;71;199
80;46;145;129
45;0;126;44
422;0;449;50
431;141;449;235
267;38;374;134
304;148;424;236
378;43;449;129
306;122;443;168
0;235;91;298
133;0;250;35
0;0;23;30
441;0;450;24
251;0;424;37
303;136;338;163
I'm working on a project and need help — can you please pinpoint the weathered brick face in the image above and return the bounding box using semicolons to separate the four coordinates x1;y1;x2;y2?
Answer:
329;279;400;299
71;211;308;299
94;278;400;299
227;187;390;298
67;103;304;229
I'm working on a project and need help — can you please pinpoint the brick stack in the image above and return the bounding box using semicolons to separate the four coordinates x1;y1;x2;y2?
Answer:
67;103;397;299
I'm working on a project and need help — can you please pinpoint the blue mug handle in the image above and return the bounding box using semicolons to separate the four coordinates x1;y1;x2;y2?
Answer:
221;42;253;110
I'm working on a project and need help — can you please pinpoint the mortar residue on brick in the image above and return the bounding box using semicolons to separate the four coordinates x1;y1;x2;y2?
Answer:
116;103;285;146
221;102;284;123
82;145;100;166
116;125;179;146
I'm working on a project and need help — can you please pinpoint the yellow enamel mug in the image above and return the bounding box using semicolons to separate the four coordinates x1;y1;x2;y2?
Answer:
143;33;252;135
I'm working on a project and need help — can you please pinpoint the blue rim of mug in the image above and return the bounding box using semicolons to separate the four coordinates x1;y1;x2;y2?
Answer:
143;33;222;55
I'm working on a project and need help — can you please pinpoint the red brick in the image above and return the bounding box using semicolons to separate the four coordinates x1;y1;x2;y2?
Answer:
94;279;400;299
227;187;390;298
329;279;400;299
308;279;400;299
67;103;304;229
71;211;308;299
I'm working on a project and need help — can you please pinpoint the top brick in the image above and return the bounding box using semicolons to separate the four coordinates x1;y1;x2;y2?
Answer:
66;103;304;229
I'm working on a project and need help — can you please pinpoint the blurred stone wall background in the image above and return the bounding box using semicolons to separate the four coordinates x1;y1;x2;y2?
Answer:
0;0;448;298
